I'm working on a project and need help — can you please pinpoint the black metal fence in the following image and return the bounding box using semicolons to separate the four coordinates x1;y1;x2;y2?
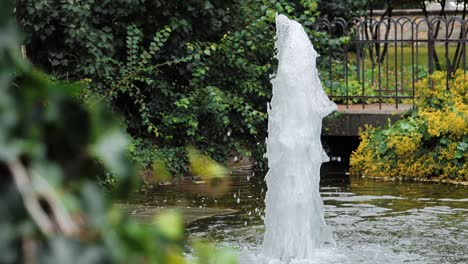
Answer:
313;16;468;109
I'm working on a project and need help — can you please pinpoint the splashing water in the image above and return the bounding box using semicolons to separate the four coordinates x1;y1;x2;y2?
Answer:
249;14;338;263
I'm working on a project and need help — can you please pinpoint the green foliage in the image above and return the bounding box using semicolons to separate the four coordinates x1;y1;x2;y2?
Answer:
100;24;183;137
129;138;189;177
318;0;367;21
191;242;238;264
187;146;228;180
17;0;367;175
1;10;236;263
16;0;235;79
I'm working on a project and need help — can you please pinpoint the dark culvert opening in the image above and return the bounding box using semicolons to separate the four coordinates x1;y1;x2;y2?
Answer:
320;136;360;183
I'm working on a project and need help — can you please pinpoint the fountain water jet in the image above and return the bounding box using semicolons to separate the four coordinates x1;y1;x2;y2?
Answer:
259;14;337;263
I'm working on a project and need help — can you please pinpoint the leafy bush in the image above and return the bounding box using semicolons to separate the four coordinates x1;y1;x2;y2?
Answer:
17;0;359;176
350;70;468;181
16;0;235;79
129;138;189;177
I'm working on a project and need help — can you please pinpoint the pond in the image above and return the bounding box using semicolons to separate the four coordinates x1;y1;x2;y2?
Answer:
129;164;468;264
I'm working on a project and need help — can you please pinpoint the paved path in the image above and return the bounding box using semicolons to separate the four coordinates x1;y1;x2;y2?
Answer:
337;103;413;114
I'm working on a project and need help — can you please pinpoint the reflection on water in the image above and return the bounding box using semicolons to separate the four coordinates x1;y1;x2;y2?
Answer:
130;166;468;263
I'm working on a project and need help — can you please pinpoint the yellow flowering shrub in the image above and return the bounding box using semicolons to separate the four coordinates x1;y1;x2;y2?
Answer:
350;70;468;181
419;108;467;138
386;133;422;156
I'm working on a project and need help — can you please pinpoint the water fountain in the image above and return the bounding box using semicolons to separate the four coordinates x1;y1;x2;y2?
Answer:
256;14;337;263
186;13;468;264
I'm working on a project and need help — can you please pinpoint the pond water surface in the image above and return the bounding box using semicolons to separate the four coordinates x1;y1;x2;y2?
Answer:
131;165;468;264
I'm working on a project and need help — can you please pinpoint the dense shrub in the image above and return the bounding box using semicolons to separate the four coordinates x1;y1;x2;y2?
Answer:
16;0;235;79
17;0;346;175
350;70;468;181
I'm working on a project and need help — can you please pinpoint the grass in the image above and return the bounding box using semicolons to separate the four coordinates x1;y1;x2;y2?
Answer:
347;45;468;71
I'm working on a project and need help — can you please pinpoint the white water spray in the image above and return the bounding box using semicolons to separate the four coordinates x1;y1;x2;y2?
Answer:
259;14;337;262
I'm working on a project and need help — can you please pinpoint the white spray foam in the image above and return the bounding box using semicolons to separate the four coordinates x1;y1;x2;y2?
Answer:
257;14;337;263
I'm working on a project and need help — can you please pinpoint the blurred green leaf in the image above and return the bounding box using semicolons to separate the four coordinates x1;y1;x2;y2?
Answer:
154;210;184;241
91;130;130;178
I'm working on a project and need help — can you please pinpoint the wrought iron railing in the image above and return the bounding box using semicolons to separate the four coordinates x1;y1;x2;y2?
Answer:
313;16;468;109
